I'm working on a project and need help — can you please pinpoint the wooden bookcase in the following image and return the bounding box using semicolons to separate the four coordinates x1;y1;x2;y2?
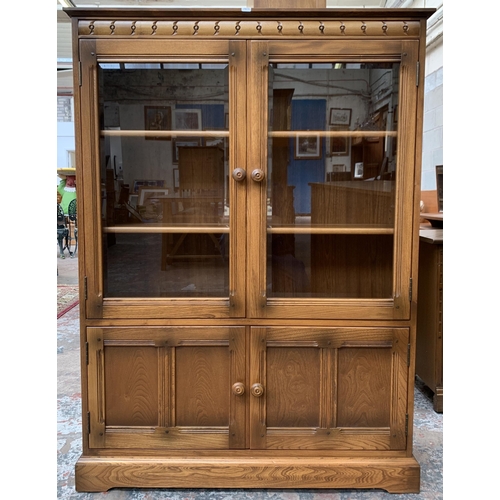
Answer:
66;7;433;493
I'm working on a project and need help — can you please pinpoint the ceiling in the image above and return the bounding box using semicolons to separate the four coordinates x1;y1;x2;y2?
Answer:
56;0;393;93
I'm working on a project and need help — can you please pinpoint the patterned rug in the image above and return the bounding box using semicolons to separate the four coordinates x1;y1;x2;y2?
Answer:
57;285;79;318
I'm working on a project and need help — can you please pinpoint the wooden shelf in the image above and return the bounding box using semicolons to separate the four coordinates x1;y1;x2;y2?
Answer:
101;129;229;138
267;224;393;235
103;223;230;234
269;130;397;139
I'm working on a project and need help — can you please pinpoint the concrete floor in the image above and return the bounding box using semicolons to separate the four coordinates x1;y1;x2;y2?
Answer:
57;248;79;285
57;245;443;499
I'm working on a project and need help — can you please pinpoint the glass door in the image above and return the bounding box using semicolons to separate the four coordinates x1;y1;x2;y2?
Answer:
79;39;247;319
247;40;419;320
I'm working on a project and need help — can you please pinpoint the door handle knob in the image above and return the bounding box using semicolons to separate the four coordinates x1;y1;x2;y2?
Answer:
251;169;265;183
250;383;264;397
232;168;246;182
232;382;245;396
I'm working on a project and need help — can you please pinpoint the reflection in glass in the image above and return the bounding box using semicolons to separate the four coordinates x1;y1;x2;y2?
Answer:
98;63;229;298
267;62;400;299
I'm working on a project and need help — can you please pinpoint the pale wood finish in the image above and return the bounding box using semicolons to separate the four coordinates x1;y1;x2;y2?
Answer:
66;7;433;494
75;456;420;493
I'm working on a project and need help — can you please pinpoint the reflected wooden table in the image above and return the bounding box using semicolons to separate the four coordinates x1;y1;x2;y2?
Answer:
157;196;227;269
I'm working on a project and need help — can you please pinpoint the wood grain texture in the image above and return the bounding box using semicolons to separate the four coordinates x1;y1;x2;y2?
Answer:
87;326;245;450
249;327;408;451
70;6;432;492
104;346;159;426
75;455;420;493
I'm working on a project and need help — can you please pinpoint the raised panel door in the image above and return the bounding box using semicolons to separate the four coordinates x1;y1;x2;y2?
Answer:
87;326;246;450
249;327;409;451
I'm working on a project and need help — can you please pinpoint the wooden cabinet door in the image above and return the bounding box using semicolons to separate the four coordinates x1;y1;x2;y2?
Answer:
249;327;409;451
246;39;420;321
86;326;246;449
78;38;247;320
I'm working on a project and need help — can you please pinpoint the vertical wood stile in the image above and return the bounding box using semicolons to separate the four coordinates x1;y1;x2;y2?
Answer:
392;41;419;319
87;328;106;448
247;41;269;318
229;40;247;318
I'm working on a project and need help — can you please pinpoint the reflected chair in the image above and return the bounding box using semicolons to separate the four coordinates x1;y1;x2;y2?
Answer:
57;203;70;258
67;198;78;257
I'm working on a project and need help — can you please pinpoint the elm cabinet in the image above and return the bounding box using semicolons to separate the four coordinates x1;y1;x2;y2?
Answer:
66;7;433;493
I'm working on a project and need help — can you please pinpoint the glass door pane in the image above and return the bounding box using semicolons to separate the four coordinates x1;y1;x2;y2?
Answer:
98;62;230;298
266;62;399;299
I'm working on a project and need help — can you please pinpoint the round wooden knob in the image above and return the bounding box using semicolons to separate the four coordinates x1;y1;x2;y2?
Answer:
232;168;246;182
232;382;245;396
250;383;264;397
251;169;265;183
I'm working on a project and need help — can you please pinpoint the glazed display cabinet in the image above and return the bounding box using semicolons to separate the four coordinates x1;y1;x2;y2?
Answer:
66;7;433;493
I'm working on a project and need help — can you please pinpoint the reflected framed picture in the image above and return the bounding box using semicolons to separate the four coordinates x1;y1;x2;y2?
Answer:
354;162;364;179
173;168;179;192
144;106;171;140
329;126;349;156
137;187;170;221
295;134;321;160
174;109;202;130
132;179;165;194
329;108;352;127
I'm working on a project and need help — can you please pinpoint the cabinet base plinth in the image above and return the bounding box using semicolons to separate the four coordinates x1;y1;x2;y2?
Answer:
75;455;420;493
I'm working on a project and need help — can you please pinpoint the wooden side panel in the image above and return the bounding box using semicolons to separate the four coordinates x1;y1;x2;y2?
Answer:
266;347;321;428
337;348;391;427
176;346;229;427
104;346;159;426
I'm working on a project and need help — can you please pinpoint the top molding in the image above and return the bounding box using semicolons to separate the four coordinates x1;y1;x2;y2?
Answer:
64;8;435;40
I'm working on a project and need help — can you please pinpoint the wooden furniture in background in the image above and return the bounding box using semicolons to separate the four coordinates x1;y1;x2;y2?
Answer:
421;189;438;213
350;135;385;180
66;6;433;494
416;228;443;412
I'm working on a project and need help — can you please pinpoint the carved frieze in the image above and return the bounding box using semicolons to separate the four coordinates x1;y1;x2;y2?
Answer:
79;18;420;39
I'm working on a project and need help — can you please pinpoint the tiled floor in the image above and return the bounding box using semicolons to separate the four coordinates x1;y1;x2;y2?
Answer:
57;250;443;499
